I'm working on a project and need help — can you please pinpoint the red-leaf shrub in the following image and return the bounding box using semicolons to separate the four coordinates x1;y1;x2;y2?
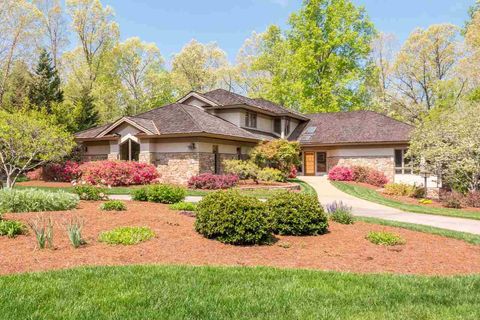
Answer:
79;161;159;186
26;168;43;180
26;161;80;182
188;173;239;190
365;169;389;187
288;165;298;179
328;166;354;181
351;165;370;183
465;191;480;208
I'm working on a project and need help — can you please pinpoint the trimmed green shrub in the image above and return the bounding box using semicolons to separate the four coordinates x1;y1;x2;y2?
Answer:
132;184;186;204
0;189;79;214
257;168;286;182
100;200;127;211
169;202;197;211
73;185;108;201
266;191;329;235
195;190;271;245
0;220;26;238
366;231;406;246
223;160;260;181
99;226;155;245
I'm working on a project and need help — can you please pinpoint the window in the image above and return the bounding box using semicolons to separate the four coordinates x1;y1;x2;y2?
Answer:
274;118;281;134
395;149;412;174
236;147;242;160
316;152;326;173
245;112;257;128
285;118;291;135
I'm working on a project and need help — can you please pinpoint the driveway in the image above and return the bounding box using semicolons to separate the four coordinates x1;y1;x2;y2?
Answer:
300;176;480;235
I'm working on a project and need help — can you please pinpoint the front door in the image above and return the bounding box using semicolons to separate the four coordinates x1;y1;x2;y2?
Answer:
304;152;315;176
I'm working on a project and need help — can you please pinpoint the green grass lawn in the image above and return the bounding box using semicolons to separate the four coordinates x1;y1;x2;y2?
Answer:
332;181;480;221
0;265;479;320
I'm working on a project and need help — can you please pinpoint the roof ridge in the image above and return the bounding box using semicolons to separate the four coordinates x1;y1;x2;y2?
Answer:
178;104;204;132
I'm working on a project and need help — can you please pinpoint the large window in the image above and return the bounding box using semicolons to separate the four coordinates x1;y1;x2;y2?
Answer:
245;112;257;128
395;149;412;174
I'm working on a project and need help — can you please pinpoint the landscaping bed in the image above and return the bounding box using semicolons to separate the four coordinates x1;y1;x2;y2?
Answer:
1;201;480;276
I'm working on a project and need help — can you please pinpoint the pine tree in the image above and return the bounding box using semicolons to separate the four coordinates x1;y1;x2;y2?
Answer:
29;49;64;113
76;88;99;131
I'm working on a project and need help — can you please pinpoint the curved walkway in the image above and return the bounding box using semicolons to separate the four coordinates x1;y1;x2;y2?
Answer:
301;176;480;235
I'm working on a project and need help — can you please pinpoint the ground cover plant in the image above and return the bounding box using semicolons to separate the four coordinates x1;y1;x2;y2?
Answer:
0;188;79;214
188;173;239;189
366;231;406;246
0;220;26;238
132;184;186;204
0;265;479;319
99;226;155;245
100;200;127;211
326;201;354;225
169;202;197;211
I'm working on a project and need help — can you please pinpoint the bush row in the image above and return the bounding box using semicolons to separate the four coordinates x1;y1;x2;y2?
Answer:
0;189;79;214
195;190;328;245
328;165;389;187
188;173;239;190
441;191;480;209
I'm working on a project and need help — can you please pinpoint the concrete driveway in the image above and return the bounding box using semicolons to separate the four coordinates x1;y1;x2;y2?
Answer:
300;176;480;235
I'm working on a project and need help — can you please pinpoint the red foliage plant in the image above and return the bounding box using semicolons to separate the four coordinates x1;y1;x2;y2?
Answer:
288;166;298;179
365;169;389;187
188;173;239;190
328;166;354;181
78;161;159;186
26;161;80;182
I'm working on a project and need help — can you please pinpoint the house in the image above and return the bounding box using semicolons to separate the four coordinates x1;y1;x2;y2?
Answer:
75;89;431;186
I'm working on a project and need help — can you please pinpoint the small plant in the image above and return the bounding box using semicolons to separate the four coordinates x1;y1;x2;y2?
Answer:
442;192;463;209
0;189;79;214
99;226;155;245
131;187;149;201
29;216;54;249
464;191;480;208
66;216;85;248
384;183;425;198
418;198;433;204
257;168;286;182
133;184;186;204
169;202;197;211
188;173;239;189
366;231;406;246
100;200;127;211
365;169;389;187
73;185;108;201
0;220;26;238
326;201;354;225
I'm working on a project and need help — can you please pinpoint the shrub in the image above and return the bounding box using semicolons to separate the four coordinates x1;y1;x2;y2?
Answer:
73;185;108;201
66;216;85;248
328;166;354;181
0;189;79;214
267;191;329;235
351;165;370;183
383;183;417;197
223;160;259;180
132;184;186;204
79;161;159;186
326;201;354;225
0;220;26;238
366;231;405;246
99;226;155;245
257;168;286;182
195;190;271;245
250;140;301;174
288;165;298;178
464;191;480;208
365;169;389;187
100;200;127;211
43;161;81;182
26;168;43;181
442;192;463;209
29;216;54;249
188;173;239;189
169;202;197;211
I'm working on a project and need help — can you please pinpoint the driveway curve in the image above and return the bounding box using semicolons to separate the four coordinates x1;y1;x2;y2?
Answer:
301;176;480;235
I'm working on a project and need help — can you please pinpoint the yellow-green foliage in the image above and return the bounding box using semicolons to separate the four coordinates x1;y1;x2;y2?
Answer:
366;231;406;246
99;227;155;245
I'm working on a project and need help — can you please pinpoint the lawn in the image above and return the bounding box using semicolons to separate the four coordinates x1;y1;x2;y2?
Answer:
332;181;480;220
0;265;479;320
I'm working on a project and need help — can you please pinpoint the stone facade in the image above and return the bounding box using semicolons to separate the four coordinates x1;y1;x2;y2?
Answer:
327;155;395;182
107;153;119;161
81;154;109;162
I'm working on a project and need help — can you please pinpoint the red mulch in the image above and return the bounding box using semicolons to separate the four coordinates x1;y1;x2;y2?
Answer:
17;180;74;188
1;201;480;276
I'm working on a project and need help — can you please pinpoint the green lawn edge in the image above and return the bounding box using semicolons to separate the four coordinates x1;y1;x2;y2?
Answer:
0;264;479;319
331;181;480;221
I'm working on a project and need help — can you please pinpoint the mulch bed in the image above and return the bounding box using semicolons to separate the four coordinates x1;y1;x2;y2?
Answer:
1;201;480;276
17;181;74;188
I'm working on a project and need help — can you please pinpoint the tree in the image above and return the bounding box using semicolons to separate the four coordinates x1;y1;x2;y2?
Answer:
0;109;75;187
171;39;228;95
29;49;64;113
250;140;301;174
459;4;480;102
0;61;33;112
75;88;99;131
408;102;480;193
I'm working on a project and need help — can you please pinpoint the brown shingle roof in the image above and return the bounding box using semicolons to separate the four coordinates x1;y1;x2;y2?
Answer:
290;111;413;145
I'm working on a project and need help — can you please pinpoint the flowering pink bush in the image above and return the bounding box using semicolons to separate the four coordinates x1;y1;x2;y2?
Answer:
328;166;354;181
365;169;389;187
288;165;298;179
26;161;80;182
26;168;44;180
188;173;239;189
78;161;159;186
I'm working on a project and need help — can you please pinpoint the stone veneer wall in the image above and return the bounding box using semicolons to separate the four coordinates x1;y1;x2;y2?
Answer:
327;155;395;182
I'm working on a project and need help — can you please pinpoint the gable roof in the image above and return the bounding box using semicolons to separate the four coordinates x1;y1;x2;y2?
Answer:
201;89;308;120
290;111;413;145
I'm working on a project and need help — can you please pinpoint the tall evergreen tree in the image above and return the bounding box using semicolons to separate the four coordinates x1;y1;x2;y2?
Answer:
76;88;99;131
29;49;64;113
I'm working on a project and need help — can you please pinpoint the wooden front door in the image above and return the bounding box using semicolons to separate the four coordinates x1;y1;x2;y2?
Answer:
304;152;315;176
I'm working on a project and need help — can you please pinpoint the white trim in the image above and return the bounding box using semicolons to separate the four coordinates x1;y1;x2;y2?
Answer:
120;133;139;144
97;117;155;138
177;92;219;106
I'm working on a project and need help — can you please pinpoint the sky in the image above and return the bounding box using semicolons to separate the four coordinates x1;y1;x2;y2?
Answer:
102;0;474;63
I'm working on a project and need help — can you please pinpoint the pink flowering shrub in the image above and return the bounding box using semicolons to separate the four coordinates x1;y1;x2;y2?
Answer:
78;161;159;186
328;166;354;181
26;167;44;180
26;161;80;182
188;173;239;190
288;166;298;179
365;169;389;187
